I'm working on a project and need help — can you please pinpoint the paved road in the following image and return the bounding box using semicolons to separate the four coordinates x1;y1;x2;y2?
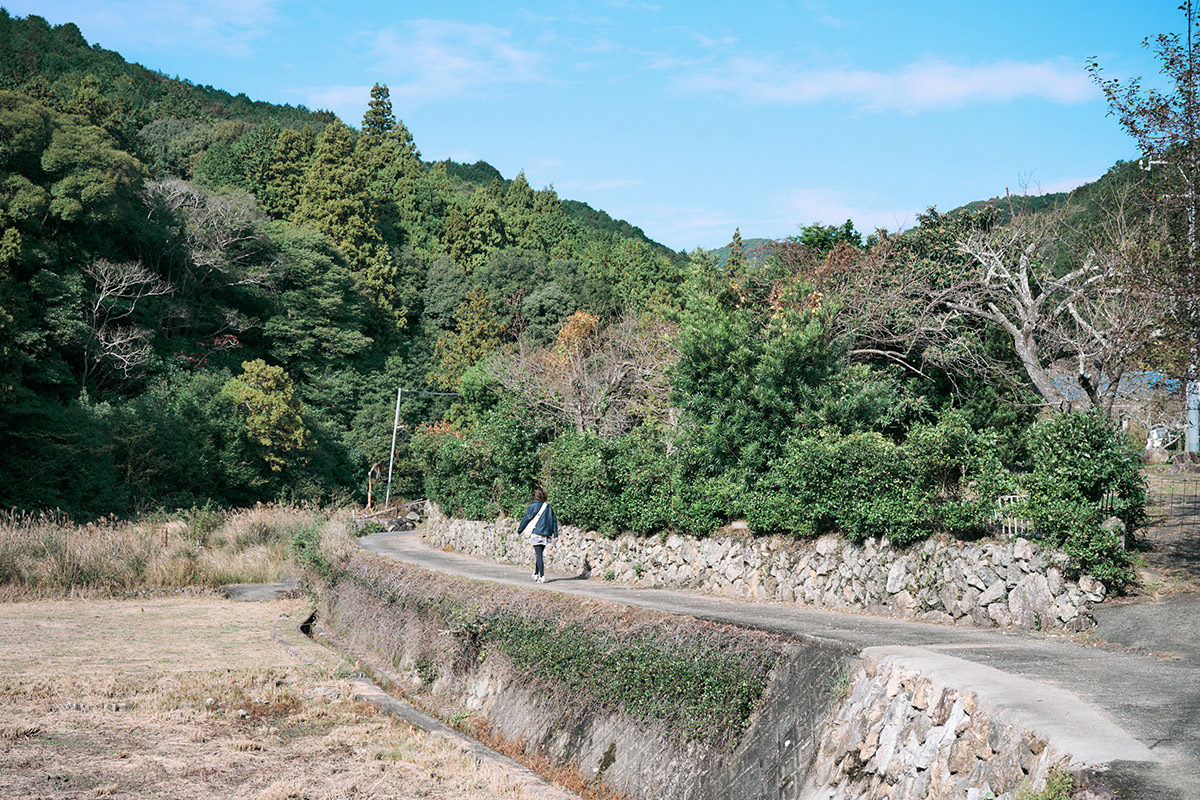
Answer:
360;531;1200;798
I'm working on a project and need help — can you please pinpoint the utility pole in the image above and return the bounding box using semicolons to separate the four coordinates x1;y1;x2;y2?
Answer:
1188;0;1199;452
384;386;402;509
1135;1;1200;452
381;386;461;510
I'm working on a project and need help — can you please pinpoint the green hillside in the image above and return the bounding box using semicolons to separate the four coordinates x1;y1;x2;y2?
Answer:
0;11;686;515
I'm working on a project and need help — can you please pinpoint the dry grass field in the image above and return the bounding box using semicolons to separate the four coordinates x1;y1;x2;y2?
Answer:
0;505;323;599
0;596;538;799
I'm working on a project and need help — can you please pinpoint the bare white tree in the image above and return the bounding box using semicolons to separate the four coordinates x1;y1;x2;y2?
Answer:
948;204;1160;415
82;259;172;383
489;312;678;437
142;177;270;291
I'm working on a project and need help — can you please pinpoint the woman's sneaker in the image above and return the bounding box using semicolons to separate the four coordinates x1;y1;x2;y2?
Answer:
531;573;538;581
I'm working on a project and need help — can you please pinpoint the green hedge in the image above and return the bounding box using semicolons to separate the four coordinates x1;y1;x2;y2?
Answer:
411;405;1142;592
411;411;541;519
746;411;1010;545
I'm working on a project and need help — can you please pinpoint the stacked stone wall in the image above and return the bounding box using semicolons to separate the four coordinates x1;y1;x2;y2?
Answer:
425;505;1106;631
803;657;1070;800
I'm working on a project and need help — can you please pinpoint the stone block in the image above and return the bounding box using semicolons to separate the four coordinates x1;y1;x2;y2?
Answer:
1054;595;1078;623
1008;573;1053;630
1046;566;1063;596
987;602;1012;627
948;738;977;774
978;579;1007;606
816;535;840;555
930;689;959;726
910;677;934;710
1013;538;1033;561
886;559;910;594
1078;573;1106;601
969;605;995;628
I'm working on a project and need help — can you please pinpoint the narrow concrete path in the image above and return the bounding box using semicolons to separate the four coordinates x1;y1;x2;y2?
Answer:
360;531;1200;798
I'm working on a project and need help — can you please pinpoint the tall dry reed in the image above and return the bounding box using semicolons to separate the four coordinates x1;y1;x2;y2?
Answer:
0;505;324;599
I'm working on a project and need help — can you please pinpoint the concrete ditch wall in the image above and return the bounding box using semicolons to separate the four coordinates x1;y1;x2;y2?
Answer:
317;552;849;800
426;504;1106;632
315;551;1118;800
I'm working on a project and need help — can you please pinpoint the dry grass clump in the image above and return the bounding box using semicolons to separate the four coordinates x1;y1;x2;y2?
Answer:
257;782;307;800
0;505;322;599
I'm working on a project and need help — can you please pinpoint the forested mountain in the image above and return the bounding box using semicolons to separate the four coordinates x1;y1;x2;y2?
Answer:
0;11;684;515
0;11;1163;590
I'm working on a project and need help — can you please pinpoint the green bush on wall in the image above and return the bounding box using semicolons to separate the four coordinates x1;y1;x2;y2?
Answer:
540;429;675;536
411;411;541;519
1026;412;1145;587
745;411;1012;545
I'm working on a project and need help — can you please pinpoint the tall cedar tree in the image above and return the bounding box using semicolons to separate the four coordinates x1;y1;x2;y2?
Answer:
292;121;401;322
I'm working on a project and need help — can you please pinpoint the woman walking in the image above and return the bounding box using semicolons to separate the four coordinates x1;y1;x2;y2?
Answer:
518;488;558;583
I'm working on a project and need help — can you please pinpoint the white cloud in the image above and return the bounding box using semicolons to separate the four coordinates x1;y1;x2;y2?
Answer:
801;1;848;27
693;32;737;48
23;0;278;58
676;55;1097;112
366;20;545;107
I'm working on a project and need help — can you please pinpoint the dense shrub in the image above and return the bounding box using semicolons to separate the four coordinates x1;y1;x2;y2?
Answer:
906;410;1013;536
1026;412;1145;586
747;431;923;542
746;412;1011;545
540;429;675;535
670;468;745;536
411;411;541;519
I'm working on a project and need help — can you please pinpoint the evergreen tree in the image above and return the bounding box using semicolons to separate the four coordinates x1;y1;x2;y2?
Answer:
293;121;401;322
359;83;419;163
726;228;746;273
262;127;316;219
504;171;540;250
429;286;507;390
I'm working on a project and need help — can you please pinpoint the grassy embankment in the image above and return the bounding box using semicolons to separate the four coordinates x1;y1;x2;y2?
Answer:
305;521;789;753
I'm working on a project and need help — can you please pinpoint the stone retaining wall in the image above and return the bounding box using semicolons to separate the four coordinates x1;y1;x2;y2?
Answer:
319;550;1093;799
425;505;1106;631
319;550;846;800
803;657;1070;800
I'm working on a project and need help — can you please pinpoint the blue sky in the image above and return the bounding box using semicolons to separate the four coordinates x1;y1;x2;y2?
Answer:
9;1;1186;251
